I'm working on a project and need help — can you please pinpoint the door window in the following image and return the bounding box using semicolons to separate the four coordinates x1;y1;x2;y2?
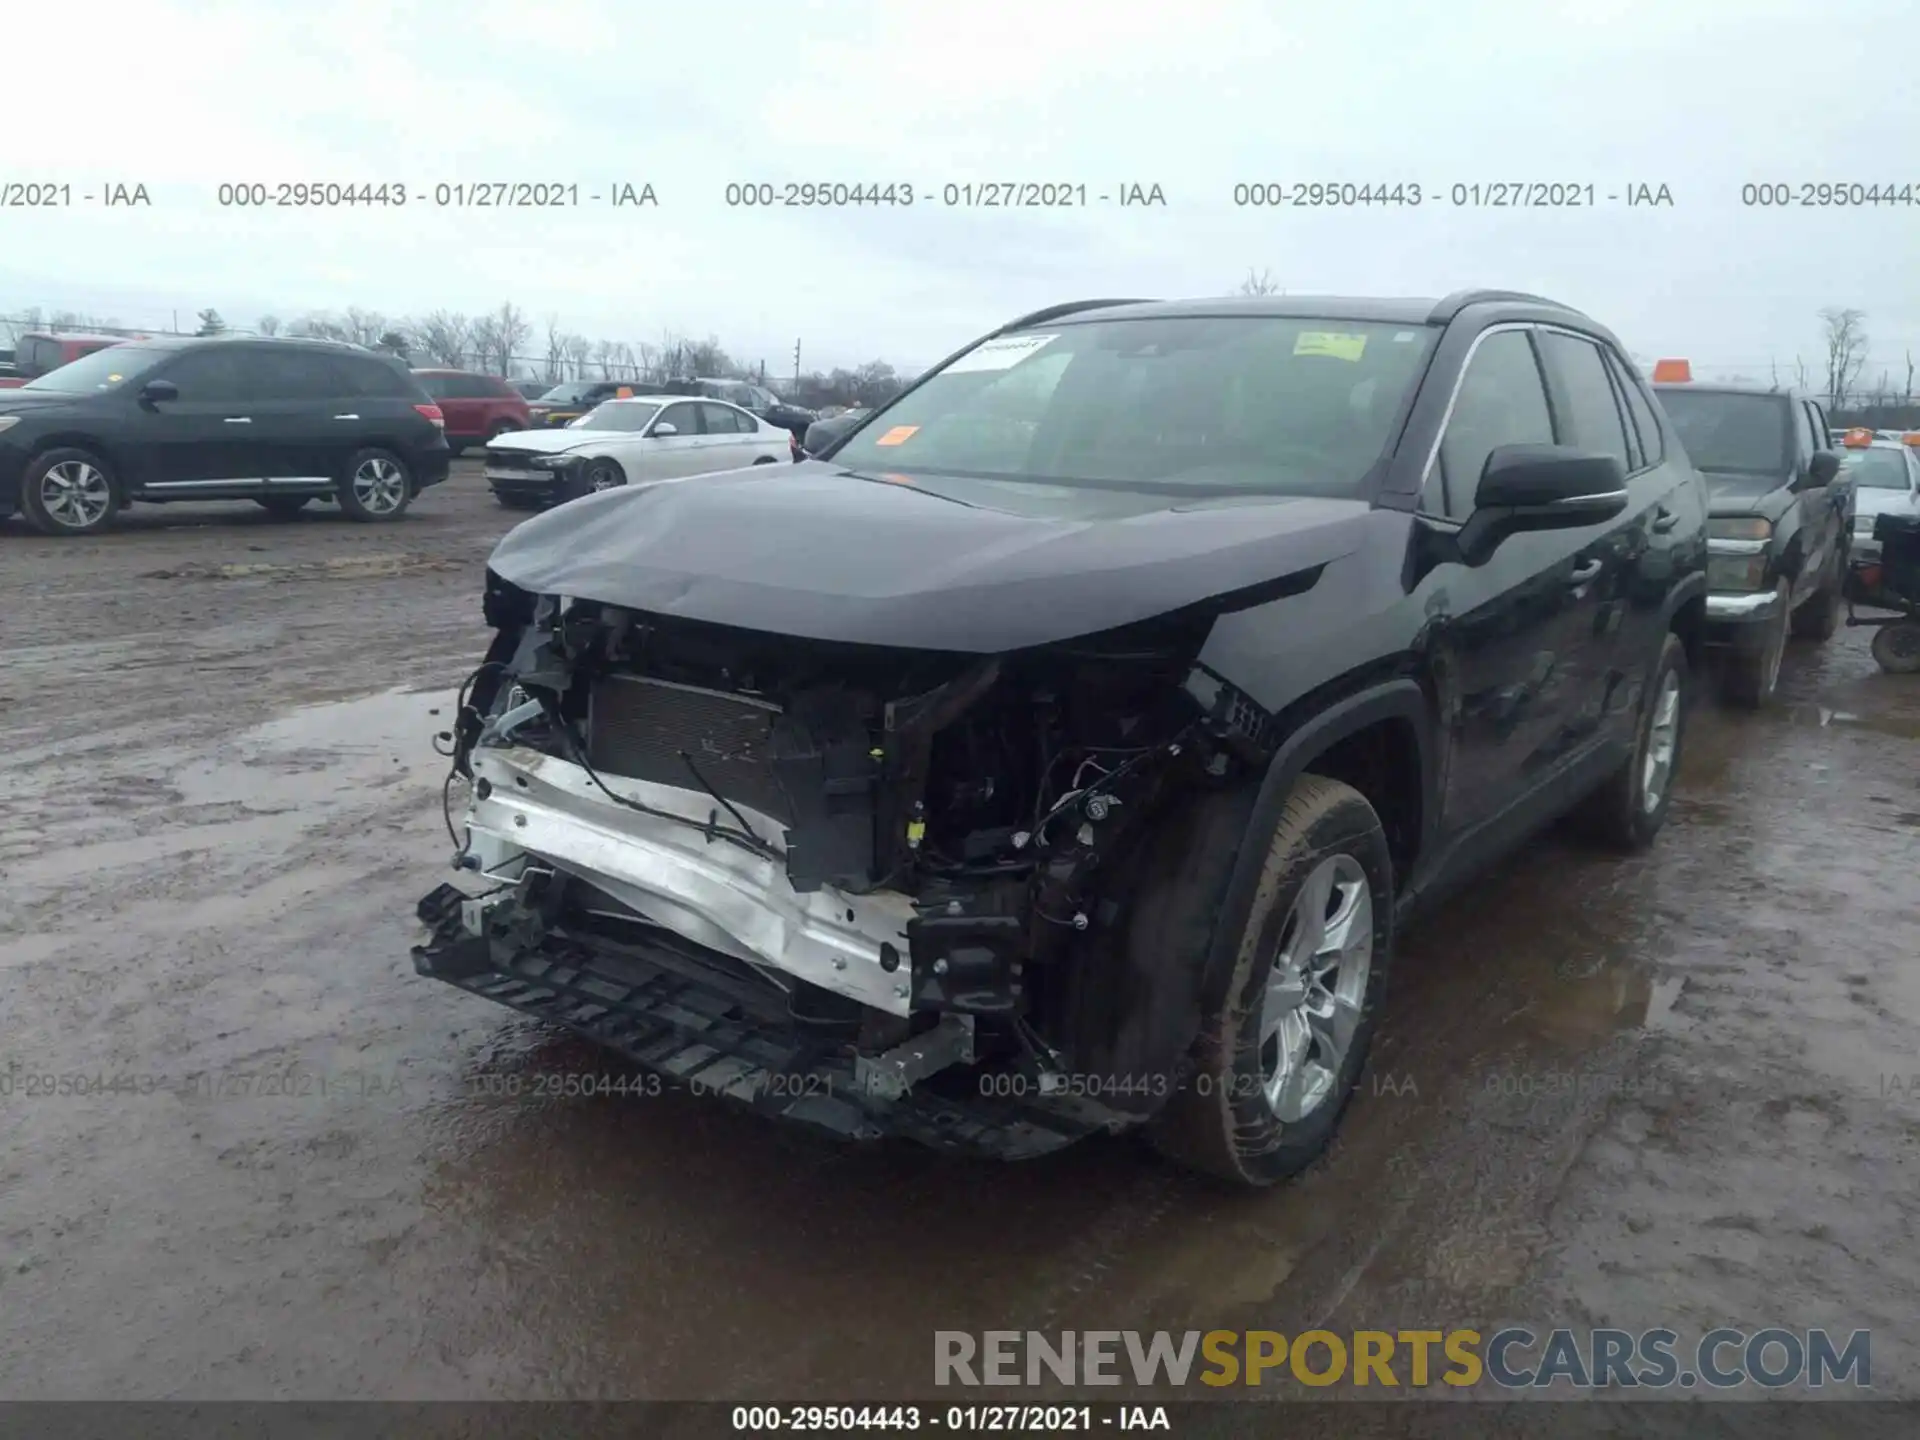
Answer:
1537;332;1631;470
245;349;342;401
1431;329;1555;519
699;402;748;434
653;402;700;435
1607;351;1664;467
155;349;252;403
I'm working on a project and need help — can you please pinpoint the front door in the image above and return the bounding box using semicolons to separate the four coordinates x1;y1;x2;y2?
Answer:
642;401;711;478
137;348;266;490
1415;326;1622;842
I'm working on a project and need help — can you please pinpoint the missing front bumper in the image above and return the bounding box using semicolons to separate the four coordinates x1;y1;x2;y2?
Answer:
411;882;1107;1160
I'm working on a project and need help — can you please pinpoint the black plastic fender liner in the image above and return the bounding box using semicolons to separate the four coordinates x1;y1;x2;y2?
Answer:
1661;569;1708;627
1194;678;1436;1017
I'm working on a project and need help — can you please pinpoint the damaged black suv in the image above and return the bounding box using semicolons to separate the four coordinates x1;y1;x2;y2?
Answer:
414;291;1708;1188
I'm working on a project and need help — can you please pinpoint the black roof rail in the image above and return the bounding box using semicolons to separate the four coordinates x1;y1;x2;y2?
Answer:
992;298;1154;336
1428;289;1581;324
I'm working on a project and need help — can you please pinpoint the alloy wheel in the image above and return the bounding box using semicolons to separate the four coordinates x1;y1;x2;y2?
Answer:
352;457;407;514
1258;853;1374;1123
39;459;112;529
1641;667;1682;813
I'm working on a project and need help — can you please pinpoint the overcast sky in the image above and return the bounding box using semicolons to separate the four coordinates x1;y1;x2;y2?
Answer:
4;0;1916;384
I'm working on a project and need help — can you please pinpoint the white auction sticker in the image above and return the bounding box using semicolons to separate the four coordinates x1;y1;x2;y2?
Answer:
943;333;1059;373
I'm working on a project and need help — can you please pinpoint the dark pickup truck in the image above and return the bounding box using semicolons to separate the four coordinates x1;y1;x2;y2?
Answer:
1651;373;1853;705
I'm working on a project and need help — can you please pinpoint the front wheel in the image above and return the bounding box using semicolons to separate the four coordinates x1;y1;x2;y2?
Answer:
1720;579;1790;707
1149;775;1393;1188
1871;621;1920;674
19;447;120;536
1791;546;1844;642
563;459;626;501
336;448;413;522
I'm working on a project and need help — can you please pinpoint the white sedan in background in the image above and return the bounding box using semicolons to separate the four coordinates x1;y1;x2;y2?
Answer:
481;395;790;510
1842;437;1920;563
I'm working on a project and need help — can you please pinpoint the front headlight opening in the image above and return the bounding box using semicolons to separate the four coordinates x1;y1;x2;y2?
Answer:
1707;552;1770;592
1708;516;1773;542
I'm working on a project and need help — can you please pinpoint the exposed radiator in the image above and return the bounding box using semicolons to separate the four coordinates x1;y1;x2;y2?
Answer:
586;674;792;824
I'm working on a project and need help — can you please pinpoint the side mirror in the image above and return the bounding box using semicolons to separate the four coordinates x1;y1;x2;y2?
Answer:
140;378;178;404
1801;450;1841;489
650;422;678;437
1457;445;1628;564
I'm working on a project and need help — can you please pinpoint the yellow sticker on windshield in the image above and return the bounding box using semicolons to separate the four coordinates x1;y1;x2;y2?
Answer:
1294;332;1368;361
875;425;919;446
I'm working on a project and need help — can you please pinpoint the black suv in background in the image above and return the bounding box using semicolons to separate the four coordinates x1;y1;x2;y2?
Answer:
1651;378;1852;705
0;336;451;536
417;290;1709;1189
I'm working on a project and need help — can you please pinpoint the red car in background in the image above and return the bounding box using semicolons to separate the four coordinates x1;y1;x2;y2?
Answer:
409;369;531;454
0;332;129;388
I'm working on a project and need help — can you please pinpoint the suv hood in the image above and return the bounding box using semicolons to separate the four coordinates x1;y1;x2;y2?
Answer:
485;459;1369;652
0;389;87;413
1702;471;1791;517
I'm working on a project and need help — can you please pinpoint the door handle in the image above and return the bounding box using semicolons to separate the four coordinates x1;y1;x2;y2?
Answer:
222;416;252;424
1651;506;1679;532
1569;559;1604;585
333;414;360;420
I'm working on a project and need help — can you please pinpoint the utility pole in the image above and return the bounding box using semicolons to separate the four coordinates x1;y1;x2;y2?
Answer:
793;339;801;389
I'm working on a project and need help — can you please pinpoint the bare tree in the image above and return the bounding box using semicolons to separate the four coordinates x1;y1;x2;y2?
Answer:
544;315;568;381
482;302;530;376
1907;350;1915;402
1794;357;1811;392
563;334;594;378
1820;307;1868;410
470;315;504;375
341;307;388;348
256;314;281;336
195;308;226;335
1237;267;1282;296
0;306;43;345
416;311;471;367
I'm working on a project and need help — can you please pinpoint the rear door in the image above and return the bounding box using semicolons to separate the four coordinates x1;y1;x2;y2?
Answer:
1534;329;1669;750
695;401;766;469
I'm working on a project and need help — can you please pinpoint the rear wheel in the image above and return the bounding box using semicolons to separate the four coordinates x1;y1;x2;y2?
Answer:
254;496;311;518
1575;632;1689;850
1871;621;1920;674
20;447;120;536
1149;775;1393;1188
1791;546;1844;641
1720;579;1790;707
336;448;413;522
488;419;523;442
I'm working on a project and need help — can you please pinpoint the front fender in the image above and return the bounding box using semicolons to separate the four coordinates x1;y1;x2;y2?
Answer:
1197;678;1436;1014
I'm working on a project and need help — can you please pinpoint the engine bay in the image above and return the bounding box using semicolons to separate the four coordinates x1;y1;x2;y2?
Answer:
441;571;1282;1107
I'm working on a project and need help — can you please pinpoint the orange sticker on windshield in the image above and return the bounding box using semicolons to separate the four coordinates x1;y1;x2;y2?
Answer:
875;425;919;446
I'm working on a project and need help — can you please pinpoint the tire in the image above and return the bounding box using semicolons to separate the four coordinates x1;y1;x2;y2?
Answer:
565;458;625;501
1149;775;1393;1188
254;496;310;518
1719;579;1790;708
488;420;523;442
19;447;120;536
1871;621;1920;674
1574;632;1689;850
335;448;413;522
1790;545;1844;642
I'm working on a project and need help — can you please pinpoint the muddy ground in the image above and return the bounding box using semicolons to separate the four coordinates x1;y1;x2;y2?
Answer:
2;464;1917;1411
